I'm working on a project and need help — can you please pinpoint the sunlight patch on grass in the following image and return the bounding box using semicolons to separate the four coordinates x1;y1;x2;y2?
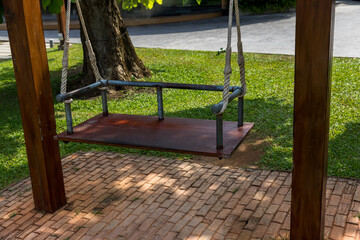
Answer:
0;45;359;189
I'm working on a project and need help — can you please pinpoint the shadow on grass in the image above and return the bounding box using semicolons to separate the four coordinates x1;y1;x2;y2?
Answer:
58;96;294;172
0;56;83;189
0;56;294;189
0;60;28;189
52;94;360;179
1;54;358;190
328;121;360;178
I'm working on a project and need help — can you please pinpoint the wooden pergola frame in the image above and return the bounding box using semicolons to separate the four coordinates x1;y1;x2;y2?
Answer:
2;0;335;238
57;2;66;49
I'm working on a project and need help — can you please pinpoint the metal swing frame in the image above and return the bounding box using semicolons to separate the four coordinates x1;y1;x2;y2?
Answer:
55;0;253;158
56;79;245;150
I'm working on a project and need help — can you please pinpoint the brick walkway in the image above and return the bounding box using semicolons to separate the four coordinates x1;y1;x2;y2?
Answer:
0;152;359;240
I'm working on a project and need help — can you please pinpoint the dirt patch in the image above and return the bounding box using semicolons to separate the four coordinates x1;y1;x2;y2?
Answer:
191;134;267;169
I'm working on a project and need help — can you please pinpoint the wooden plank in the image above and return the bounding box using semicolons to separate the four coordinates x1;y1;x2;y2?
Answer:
3;0;66;212
291;0;335;239
57;1;66;49
56;114;254;158
221;0;228;10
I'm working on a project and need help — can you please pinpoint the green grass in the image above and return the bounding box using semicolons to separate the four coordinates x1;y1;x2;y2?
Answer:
0;45;359;190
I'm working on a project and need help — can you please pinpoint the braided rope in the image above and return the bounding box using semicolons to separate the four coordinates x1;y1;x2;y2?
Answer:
218;0;246;114
74;0;103;82
60;0;72;95
218;0;234;114
234;0;246;97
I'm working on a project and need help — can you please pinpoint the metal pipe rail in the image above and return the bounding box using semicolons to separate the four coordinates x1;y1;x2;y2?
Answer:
56;81;104;102
56;79;242;103
106;80;241;92
56;79;245;151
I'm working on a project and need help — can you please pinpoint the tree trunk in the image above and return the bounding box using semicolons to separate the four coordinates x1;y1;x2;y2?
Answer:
78;0;151;86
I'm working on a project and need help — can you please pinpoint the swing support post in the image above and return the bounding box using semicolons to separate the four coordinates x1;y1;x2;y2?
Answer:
65;101;74;134
101;89;109;116
291;0;335;238
216;114;223;149
238;97;244;127
156;86;164;120
3;0;66;212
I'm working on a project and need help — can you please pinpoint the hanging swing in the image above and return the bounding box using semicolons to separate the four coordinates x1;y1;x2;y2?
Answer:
54;0;254;158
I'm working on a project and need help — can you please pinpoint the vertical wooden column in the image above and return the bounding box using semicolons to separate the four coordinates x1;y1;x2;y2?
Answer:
3;0;66;212
57;1;66;49
291;0;335;239
221;0;228;10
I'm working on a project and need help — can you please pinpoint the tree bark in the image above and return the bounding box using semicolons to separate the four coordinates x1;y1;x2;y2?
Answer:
78;0;151;85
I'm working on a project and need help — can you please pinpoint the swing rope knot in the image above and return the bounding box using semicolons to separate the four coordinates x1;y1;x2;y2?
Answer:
218;0;246;114
64;98;73;104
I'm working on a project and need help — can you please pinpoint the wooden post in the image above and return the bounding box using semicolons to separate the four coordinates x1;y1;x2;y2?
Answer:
291;0;335;239
57;1;66;50
221;0;228;10
3;0;66;212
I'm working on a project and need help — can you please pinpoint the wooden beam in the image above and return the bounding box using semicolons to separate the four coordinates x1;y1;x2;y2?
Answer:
291;0;335;239
221;0;228;10
3;0;66;212
57;1;66;49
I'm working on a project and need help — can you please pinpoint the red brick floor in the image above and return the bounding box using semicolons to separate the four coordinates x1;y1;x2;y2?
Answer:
0;151;359;240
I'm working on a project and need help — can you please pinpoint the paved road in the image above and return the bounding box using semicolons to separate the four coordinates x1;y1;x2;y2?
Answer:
0;0;359;58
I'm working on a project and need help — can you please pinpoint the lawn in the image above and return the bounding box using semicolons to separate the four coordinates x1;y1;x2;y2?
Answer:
0;45;359;190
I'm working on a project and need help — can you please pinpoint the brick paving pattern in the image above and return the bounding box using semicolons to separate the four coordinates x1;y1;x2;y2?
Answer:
0;151;359;239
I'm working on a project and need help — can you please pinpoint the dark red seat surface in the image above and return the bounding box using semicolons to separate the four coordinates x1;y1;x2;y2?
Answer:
55;113;254;158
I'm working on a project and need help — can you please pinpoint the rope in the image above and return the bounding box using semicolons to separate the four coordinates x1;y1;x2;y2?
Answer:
218;0;246;114
234;0;246;97
60;0;245;111
219;0;233;115
60;0;72;95
74;0;103;82
60;0;104;97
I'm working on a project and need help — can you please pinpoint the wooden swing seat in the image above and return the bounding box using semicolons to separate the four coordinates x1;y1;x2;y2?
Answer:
55;113;254;158
56;0;251;159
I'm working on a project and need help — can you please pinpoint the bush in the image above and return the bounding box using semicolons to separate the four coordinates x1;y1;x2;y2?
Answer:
238;0;296;14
